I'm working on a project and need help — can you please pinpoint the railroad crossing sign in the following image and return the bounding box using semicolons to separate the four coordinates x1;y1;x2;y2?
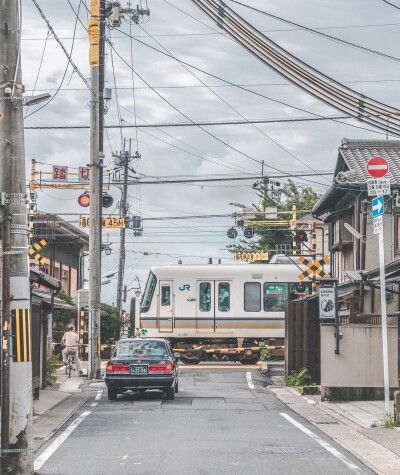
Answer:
367;156;389;178
371;195;384;218
298;256;330;280
28;239;48;265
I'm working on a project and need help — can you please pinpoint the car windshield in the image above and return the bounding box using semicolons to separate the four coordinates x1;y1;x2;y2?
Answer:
114;340;169;359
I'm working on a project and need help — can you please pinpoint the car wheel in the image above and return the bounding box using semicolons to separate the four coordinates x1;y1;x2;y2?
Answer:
174;380;179;393
108;388;118;401
166;386;175;400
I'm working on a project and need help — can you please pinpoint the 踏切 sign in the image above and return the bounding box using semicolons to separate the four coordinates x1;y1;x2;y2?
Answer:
367;156;389;178
78;167;90;181
52;166;68;181
372;195;384;218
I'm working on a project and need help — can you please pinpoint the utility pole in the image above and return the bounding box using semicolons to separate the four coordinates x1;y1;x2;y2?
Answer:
88;0;105;379
115;140;139;322
0;1;33;472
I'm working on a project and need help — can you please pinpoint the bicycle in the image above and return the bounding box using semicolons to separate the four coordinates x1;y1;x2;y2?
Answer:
65;347;77;378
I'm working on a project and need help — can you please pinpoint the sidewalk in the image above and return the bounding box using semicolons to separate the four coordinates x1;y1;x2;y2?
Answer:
270;385;400;475
33;362;91;451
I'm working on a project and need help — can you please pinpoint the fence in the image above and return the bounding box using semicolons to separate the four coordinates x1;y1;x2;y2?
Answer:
285;295;321;384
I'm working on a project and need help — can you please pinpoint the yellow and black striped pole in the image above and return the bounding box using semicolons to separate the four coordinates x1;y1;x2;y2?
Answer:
11;309;32;363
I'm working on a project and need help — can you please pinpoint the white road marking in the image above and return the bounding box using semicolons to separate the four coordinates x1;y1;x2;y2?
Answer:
90;402;98;407
34;411;91;471
246;372;255;389
95;390;103;401
280;413;365;474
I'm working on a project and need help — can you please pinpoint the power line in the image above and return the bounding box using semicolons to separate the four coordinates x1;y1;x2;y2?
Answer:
191;0;400;137
30;0;91;91
381;0;400;11
23;115;351;129
229;0;400;64
26;0;83;118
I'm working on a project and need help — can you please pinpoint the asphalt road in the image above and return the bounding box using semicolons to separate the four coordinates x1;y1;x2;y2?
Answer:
35;367;373;475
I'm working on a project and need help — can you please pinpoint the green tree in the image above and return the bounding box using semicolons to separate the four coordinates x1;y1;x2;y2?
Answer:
228;180;322;261
100;303;123;344
53;289;75;346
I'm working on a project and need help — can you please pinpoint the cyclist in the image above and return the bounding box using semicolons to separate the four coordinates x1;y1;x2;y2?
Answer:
61;324;82;375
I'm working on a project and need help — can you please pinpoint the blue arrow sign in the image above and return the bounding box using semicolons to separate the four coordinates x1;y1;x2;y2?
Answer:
372;195;384;218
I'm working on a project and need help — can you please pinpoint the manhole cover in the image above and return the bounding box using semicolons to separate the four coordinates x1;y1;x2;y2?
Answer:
265;446;312;454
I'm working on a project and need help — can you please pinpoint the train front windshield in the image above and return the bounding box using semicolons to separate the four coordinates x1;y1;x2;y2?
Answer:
141;272;156;312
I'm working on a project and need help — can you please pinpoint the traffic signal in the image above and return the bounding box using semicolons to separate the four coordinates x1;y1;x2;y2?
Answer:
102;193;113;208
295;230;308;242
78;192;114;208
78;192;90;207
227;227;238;239
274;230;285;241
244;226;254;239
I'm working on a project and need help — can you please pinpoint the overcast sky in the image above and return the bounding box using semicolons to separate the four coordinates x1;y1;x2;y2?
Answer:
21;0;400;307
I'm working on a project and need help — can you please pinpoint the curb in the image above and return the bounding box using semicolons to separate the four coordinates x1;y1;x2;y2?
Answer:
34;392;91;452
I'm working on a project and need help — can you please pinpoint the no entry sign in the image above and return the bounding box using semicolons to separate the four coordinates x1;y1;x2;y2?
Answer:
367;156;389;178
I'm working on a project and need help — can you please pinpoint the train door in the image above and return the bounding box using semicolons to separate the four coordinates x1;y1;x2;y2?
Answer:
214;281;233;333
196;281;233;333
158;280;173;332
196;281;215;332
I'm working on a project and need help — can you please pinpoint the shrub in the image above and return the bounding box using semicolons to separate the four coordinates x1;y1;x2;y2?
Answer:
47;355;61;388
284;368;315;387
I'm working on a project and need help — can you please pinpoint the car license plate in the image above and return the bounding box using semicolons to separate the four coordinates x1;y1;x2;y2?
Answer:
130;365;147;375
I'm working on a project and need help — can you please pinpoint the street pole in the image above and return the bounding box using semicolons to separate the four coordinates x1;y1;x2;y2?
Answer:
378;228;390;414
0;1;33;472
1;214;11;473
88;0;102;379
116;141;131;320
312;221;317;294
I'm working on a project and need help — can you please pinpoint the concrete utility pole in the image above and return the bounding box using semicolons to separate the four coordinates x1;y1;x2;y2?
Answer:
115;140;140;321
88;0;105;379
0;1;33;472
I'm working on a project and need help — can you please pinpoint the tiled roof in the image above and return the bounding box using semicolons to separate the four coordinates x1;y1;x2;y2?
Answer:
337;139;400;184
312;138;400;217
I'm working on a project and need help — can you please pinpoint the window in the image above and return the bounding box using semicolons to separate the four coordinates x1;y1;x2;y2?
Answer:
244;282;261;312
114;340;168;359
141;272;157;312
264;283;288;312
161;285;171;306
289;283;311;300
218;282;230;312
199;282;211;312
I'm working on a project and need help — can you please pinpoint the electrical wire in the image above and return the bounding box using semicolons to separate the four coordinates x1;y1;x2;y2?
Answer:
191;0;400;136
138;24;330;182
381;0;400;11
24;30;50;118
26;0;84;118
229;0;400;64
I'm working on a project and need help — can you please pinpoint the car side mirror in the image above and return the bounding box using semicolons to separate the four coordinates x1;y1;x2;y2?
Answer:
174;352;181;359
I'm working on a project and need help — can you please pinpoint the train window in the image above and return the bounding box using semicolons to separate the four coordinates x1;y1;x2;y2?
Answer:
161;285;171;306
218;282;230;312
244;282;261;312
290;283;311;300
199;282;212;312
141;272;157;313
263;284;288;312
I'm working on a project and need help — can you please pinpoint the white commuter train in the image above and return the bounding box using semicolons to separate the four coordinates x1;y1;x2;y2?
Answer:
134;261;311;364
